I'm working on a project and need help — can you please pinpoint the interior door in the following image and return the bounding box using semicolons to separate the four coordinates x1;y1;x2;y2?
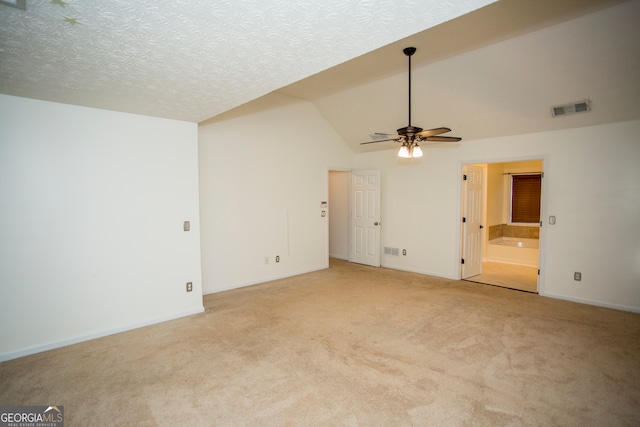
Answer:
461;164;484;278
349;170;381;267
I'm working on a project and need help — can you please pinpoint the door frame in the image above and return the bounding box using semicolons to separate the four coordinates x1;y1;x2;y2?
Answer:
455;155;549;295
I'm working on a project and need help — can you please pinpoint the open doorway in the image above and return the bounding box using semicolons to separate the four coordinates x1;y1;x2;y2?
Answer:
328;170;350;261
461;160;543;293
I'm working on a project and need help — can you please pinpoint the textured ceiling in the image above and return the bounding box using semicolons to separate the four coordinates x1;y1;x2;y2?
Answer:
0;0;496;123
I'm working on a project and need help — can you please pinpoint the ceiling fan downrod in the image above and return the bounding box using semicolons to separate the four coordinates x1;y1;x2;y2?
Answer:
404;47;416;127
398;47;423;142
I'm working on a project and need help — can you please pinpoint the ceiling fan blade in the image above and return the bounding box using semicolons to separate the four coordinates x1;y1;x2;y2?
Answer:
417;127;451;138
360;138;398;145
424;135;462;142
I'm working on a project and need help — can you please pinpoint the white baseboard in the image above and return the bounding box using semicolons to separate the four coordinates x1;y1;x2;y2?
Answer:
380;262;459;281
539;291;640;313
0;306;205;362
203;265;328;295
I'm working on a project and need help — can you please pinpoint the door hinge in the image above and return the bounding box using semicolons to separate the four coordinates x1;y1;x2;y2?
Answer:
462;217;466;223
461;258;465;265
463;174;467;181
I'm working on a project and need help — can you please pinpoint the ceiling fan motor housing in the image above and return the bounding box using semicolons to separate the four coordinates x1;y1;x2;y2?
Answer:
397;125;423;136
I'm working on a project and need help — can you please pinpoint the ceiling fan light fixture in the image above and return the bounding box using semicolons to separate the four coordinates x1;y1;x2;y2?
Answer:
398;144;410;158
412;144;423;158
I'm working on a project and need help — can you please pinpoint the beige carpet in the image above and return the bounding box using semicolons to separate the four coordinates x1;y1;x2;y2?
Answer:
465;262;539;293
1;259;639;426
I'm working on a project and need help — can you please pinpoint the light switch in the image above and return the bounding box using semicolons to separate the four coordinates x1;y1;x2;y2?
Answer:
549;216;556;225
183;221;190;231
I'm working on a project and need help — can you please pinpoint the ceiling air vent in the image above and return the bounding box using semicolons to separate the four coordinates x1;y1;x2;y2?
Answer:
551;99;591;117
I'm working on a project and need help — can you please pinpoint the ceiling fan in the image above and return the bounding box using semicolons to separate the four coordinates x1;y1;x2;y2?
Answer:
361;47;461;158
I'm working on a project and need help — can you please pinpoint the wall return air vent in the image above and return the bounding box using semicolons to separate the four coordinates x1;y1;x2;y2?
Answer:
384;247;400;256
551;99;591;117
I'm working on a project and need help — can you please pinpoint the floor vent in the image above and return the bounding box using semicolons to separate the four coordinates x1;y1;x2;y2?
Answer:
551;99;590;117
384;247;400;256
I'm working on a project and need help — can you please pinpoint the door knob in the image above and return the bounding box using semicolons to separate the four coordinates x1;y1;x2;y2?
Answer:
374;222;379;226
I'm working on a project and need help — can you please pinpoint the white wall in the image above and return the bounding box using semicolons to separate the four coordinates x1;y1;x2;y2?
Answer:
355;120;640;312
329;171;349;260
0;95;204;361
199;93;353;293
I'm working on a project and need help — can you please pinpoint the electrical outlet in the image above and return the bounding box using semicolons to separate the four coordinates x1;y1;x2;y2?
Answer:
402;249;407;256
276;255;280;263
574;272;582;281
186;282;193;292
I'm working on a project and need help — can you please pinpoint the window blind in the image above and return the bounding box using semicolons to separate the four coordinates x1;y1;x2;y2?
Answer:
511;174;541;223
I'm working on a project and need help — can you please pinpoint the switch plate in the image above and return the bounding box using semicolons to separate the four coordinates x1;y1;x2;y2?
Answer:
402;249;407;256
276;255;280;263
186;282;193;292
183;221;190;231
549;216;556;225
574;272;581;281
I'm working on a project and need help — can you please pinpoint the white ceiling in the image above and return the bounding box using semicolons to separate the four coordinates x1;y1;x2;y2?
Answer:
0;0;495;123
1;0;638;154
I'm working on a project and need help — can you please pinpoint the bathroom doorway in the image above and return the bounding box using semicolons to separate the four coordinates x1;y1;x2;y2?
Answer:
461;160;543;293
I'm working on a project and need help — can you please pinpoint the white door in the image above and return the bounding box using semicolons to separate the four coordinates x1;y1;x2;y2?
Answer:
461;165;484;278
349;170;381;267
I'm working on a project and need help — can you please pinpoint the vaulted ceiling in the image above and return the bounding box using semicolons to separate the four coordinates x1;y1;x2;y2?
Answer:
1;0;638;154
280;0;640;153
